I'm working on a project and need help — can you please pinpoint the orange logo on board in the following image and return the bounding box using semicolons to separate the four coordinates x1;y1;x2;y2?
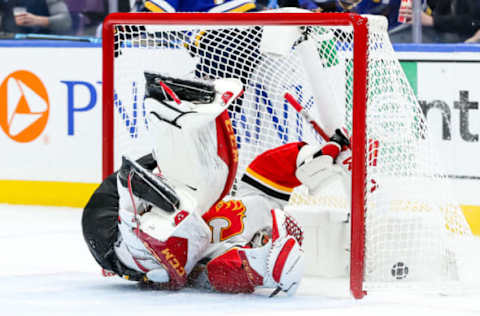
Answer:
0;70;49;142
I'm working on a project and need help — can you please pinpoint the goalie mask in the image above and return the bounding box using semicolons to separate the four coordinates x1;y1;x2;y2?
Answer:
144;73;243;213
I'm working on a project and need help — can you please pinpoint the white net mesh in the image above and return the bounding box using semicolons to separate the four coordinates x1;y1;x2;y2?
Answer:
113;24;325;179
108;14;475;293
362;17;473;290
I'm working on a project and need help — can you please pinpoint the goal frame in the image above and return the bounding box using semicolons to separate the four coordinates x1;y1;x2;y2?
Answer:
102;12;369;299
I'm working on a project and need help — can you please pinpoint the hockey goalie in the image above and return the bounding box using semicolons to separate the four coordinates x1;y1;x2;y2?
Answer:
82;73;350;296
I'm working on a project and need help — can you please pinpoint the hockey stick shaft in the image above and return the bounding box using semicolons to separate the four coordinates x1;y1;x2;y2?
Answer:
284;92;330;142
159;81;182;105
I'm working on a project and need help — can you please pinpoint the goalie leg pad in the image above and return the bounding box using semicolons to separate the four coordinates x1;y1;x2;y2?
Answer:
264;209;305;296
144;74;241;212
148;102;239;212
265;235;304;296
296;38;346;137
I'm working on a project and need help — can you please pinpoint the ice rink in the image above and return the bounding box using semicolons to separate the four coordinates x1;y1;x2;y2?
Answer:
1;204;479;316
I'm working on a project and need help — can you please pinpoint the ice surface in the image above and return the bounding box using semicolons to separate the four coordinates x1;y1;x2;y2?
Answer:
0;204;479;316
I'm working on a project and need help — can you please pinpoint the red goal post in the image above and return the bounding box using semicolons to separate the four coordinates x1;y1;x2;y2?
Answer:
102;12;474;299
102;12;368;299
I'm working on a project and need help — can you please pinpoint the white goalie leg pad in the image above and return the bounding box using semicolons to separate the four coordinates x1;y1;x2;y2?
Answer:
243;210;304;296
265;209;305;295
259;17;346;137
265;236;304;295
148;116;228;212
296;38;346;137
259;8;311;57
260;25;302;57
146;77;241;212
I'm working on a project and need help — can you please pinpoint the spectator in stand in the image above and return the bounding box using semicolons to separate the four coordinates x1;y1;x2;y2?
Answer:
393;0;480;43
278;0;359;12
303;0;362;12
65;0;109;36
256;0;270;10
124;0;148;12
0;1;15;33
1;0;72;34
465;28;480;43
142;0;257;13
109;0;145;12
278;0;402;30
82;0;146;37
357;0;401;30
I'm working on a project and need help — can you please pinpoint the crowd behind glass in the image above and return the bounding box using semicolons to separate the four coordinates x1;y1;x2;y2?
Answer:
0;0;479;43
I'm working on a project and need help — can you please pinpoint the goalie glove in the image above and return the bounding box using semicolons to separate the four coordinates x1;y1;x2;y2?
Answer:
206;209;305;296
295;129;350;196
144;72;243;129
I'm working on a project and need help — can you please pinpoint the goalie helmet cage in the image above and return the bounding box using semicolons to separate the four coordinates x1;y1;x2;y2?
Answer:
102;12;475;299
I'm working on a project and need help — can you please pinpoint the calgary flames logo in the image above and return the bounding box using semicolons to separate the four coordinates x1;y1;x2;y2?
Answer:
202;200;246;243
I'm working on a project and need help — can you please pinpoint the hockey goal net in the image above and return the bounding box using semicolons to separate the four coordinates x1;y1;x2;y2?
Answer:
102;12;476;298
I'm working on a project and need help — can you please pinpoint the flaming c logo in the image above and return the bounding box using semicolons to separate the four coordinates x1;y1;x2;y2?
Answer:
0;70;49;142
203;200;246;243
